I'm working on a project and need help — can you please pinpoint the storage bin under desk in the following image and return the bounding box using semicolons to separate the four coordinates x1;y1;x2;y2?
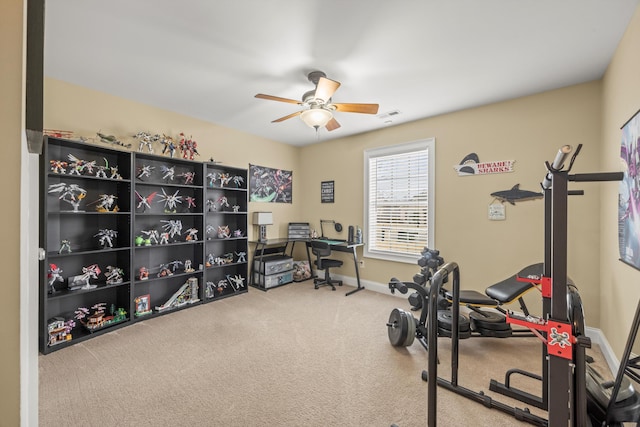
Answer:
253;270;294;289
253;255;293;275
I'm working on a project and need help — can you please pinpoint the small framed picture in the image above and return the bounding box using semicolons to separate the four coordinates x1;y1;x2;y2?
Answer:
321;180;334;203
134;294;152;317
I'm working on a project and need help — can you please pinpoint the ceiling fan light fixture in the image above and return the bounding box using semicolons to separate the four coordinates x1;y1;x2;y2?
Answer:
300;107;333;129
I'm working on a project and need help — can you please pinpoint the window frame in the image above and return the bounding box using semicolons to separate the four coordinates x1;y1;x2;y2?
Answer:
363;138;435;263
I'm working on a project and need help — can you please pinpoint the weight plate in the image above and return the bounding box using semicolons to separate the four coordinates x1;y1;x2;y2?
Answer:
469;311;511;331
388;308;415;347
403;311;416;346
437;310;471;331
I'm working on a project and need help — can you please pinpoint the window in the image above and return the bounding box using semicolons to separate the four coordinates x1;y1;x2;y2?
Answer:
364;139;435;263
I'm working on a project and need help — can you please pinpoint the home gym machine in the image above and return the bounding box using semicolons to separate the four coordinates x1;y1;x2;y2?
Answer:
392;144;637;426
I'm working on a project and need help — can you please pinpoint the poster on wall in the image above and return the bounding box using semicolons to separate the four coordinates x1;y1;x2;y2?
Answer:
618;108;640;270
249;164;293;203
321;180;334;203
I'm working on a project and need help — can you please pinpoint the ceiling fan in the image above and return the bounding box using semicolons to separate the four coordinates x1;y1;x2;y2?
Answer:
255;71;379;132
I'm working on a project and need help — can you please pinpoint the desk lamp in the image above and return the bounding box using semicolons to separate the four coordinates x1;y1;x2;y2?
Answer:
253;212;273;242
320;219;342;239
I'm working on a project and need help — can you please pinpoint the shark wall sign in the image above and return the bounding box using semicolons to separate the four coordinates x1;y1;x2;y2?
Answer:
491;184;543;205
454;153;515;176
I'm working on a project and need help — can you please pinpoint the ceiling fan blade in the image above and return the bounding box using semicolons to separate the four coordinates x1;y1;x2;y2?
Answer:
272;111;302;123
255;94;301;105
333;103;379;114
326;117;341;131
314;77;341;102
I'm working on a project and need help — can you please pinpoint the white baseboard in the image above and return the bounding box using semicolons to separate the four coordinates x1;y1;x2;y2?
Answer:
334;273;622;373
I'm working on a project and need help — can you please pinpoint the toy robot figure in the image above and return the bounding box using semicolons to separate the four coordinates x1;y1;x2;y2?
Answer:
77;264;101;289
59;239;72;254
134;131;160;153
161;165;175;181
178;171;195;185
139;266;149;280
109;165;122;180
232;205;240;212
235;251;247;263
161;134;177;158
141;229;159;245
184;259;194;272
168;260;184;272
178;133;200;160
67;154;87;175
50;159;68;174
48;264;64;294
105;265;124;285
184;228;198;241
158;188;182;213
206;172;218;187
206;199;215;212
218;172;231;186
48;182;87;212
161;219;183;240
94;228;118;248
227;274;245;291
157;263;172;277
233;229;243;238
217;225;230;239
206;253;215;267
135;191;158;212
136;164;155;180
159;232;170;245
232;175;244;188
217;196;229;209
185;196;197;210
205;281;215;299
90;194;118;212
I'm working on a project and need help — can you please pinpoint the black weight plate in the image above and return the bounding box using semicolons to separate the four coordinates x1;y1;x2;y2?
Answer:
474;327;513;338
403;311;416;346
469;311;511;331
388;308;415;347
437;310;471;331
438;327;472;339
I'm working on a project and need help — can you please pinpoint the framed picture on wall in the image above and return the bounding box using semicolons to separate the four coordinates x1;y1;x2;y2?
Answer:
618;108;640;270
321;180;334;203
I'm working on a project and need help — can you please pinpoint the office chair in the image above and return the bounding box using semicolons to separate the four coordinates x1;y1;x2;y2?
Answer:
310;240;343;291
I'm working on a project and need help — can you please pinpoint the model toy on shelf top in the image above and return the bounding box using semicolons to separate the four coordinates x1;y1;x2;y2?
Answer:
160;219;183;240
48;182;87;212
50;159;68;174
178;133;200;160
161;165;175;181
161;135;177;158
68;264;101;291
58;239;71;254
134;131;161;153
185;196;196;210
97;132;132;149
105;266;124;285
178;171;196;185
136;164;155;180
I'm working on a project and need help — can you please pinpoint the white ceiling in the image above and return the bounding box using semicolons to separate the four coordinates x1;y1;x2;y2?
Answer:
44;0;639;147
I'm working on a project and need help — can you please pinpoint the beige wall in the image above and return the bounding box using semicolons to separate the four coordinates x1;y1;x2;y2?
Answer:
600;6;640;356
299;82;604;321
44;78;303;241
1;0;24;425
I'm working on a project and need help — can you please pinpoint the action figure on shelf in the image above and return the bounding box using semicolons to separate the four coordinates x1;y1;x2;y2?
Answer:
59;239;71;254
205;224;215;240
157;263;172;277
233;229;243;238
232;205;240;213
66;154;87;176
70;264;101;290
134;131;161;153
95;158;110;179
158;188;182;213
159;232;170;245
89;194;119;212
216;279;229;294
184;196;197;210
97;132;132;149
218;172;231;186
160;165;175;181
141;229;159;245
178;133;200;160
206;199;215;212
217;225;230;239
50;159;68;174
205;253;215;267
232;175;244;188
178;171;195;185
184;259;194;273
109;165;123;180
48;182;87;212
235;251;247;263
227;274;245;291
161;134;177;158
205;281;215;299
168;260;184;272
105;265;124;285
161;219;183;239
139;266;149;280
94;228;118;248
206;172;217;187
217;196;229;209
48;263;64;294
223;253;234;264
135;190;158;212
136;164;155;180
184;228;198;241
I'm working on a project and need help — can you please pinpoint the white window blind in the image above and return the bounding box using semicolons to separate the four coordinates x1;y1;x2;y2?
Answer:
364;139;434;262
